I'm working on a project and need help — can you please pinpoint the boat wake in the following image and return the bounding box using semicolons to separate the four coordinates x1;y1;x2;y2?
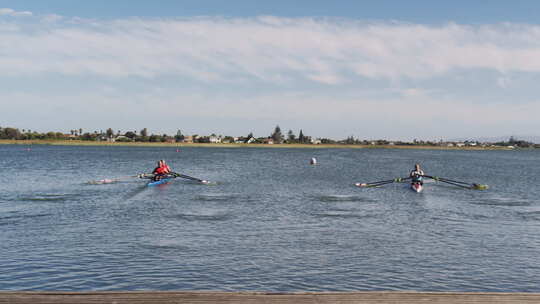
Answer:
194;194;239;202
0;213;52;225
315;195;376;203
312;210;374;219
469;197;532;207
140;241;190;251
168;210;232;221
18;193;76;202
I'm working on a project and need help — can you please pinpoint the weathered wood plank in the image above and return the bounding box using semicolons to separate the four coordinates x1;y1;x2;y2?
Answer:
1;291;540;304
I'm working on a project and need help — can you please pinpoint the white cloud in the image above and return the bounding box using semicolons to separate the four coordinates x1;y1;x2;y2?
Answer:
41;14;63;23
2;16;540;84
0;8;32;17
2;14;540;139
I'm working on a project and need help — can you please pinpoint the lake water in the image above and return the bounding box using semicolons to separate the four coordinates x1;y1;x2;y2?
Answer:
1;145;539;291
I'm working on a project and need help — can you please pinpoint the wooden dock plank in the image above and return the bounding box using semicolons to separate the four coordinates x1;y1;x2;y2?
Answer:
1;291;540;304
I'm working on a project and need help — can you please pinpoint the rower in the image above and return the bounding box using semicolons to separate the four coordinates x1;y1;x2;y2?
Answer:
410;163;425;185
152;160;172;181
310;157;317;165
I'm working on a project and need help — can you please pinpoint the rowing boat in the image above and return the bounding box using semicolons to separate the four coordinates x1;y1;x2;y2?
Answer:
411;182;423;193
147;178;172;187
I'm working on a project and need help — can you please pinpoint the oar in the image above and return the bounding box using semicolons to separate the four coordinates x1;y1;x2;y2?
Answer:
171;172;211;184
423;175;489;190
355;177;410;188
424;175;469;185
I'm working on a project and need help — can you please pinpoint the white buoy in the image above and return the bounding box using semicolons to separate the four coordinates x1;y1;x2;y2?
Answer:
310;157;317;165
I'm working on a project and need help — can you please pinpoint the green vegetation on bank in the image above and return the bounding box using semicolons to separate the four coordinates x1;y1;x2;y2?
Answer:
0;139;515;150
0;126;537;149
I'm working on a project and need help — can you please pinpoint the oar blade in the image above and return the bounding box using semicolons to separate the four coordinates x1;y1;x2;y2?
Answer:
172;172;212;185
472;183;489;190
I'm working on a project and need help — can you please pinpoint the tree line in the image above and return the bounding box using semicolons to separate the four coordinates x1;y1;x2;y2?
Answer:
0;125;537;147
0;125;319;144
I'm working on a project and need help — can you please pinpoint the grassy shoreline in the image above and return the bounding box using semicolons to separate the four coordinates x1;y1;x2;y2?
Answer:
0;139;514;150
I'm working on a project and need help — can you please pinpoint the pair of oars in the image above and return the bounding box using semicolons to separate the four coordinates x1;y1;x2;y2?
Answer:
355;175;488;190
91;172;211;185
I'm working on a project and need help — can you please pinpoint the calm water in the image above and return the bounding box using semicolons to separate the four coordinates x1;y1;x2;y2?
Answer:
1;145;539;292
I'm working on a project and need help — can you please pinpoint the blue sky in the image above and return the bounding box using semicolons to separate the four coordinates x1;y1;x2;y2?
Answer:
1;1;540;140
2;0;540;23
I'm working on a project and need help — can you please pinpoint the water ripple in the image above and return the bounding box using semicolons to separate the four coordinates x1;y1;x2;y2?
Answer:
1;145;540;292
194;194;239;201
168;211;232;221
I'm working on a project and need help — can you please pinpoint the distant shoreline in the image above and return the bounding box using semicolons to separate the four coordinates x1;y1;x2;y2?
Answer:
0;139;515;150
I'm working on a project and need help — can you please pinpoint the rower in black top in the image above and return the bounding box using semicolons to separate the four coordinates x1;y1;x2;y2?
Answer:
410;163;425;185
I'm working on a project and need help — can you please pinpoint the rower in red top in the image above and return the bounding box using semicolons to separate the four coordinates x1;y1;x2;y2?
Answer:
152;160;172;181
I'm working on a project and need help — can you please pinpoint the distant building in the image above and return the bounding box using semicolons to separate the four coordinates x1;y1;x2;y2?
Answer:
311;138;322;145
96;135;109;142
183;136;194;143
263;138;274;144
209;135;222;143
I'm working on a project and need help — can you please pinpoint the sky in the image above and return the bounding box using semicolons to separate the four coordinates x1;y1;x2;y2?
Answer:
1;0;540;141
